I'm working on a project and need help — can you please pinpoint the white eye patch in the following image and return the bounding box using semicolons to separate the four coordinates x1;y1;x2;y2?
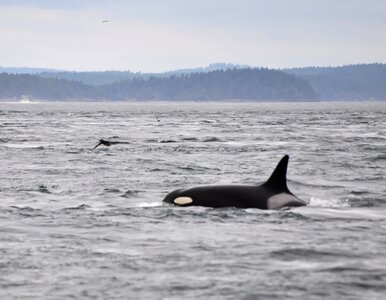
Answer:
174;197;193;205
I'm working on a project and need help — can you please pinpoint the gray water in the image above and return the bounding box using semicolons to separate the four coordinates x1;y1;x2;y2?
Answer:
0;101;385;299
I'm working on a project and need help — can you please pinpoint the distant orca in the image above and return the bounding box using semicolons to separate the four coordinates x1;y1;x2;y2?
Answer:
93;139;129;149
163;155;306;209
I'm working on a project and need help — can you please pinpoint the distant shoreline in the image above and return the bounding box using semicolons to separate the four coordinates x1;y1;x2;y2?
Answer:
1;64;386;101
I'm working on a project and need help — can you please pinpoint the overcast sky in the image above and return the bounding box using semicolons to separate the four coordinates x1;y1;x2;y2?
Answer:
0;0;385;72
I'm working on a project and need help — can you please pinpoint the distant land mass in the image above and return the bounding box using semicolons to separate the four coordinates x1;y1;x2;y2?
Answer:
0;63;385;101
100;68;315;101
284;63;386;100
0;68;315;101
0;73;94;100
0;67;59;74
1;63;247;86
37;63;248;86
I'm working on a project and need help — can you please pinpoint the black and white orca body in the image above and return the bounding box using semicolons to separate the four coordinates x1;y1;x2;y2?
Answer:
163;155;306;210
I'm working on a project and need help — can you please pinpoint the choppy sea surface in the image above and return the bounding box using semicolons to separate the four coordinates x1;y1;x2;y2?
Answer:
0;101;385;299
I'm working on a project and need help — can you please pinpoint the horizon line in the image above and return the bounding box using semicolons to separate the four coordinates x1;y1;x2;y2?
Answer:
1;62;385;74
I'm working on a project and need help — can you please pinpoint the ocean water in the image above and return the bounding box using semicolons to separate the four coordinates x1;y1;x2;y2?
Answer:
0;101;385;299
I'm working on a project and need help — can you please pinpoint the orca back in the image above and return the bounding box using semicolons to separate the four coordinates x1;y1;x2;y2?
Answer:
262;155;291;194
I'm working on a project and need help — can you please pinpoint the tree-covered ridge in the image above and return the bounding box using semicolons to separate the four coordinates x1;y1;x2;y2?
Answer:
38;71;140;86
0;68;316;101
102;68;316;101
37;63;248;86
1;64;385;101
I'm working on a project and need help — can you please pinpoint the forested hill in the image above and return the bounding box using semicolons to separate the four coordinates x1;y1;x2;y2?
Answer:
1;64;385;101
37;63;247;86
38;70;139;86
102;68;316;101
0;68;316;101
284;63;386;100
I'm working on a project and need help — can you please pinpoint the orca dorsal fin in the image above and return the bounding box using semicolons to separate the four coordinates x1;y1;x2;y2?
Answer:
263;155;290;192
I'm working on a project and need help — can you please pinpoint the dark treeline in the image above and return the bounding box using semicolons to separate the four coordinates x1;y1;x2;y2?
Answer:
1;64;386;101
39;71;140;86
38;63;247;85
102;68;316;101
0;68;316;101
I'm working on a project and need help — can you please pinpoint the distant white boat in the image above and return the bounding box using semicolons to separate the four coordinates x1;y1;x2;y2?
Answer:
20;95;31;103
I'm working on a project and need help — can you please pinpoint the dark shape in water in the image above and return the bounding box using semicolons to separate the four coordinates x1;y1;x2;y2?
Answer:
93;139;128;150
38;185;51;194
163;155;307;210
159;139;177;143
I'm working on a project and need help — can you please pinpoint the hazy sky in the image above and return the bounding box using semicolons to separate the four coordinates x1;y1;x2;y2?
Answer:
0;0;385;72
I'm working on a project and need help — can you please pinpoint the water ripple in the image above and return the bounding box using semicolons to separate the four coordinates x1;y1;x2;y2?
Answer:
0;101;385;299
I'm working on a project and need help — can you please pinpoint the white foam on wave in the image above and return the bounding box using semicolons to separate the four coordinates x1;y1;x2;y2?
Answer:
3;143;47;149
308;197;350;208
300;207;386;220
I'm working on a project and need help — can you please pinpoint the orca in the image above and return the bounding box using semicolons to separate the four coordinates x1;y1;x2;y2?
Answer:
93;139;129;150
163;155;306;209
